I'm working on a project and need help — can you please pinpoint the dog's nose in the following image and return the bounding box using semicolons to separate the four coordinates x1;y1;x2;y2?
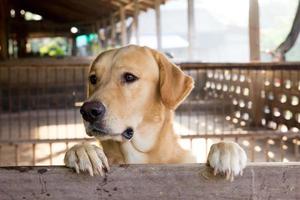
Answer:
80;101;106;123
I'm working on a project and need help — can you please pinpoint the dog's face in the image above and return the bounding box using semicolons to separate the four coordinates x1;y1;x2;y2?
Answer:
81;45;193;142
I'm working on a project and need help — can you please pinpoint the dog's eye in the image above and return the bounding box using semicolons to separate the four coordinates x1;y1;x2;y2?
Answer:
123;72;138;83
89;75;97;85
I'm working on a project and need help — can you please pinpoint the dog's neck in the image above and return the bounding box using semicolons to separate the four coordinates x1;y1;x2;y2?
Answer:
120;109;187;164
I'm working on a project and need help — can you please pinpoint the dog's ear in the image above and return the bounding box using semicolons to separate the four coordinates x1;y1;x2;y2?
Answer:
151;49;194;110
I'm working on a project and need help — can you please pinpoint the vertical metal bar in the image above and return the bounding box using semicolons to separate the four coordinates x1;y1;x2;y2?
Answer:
55;68;59;138
250;136;255;162
0;68;2;139
265;137;270;162
280;136;284;162
49;142;53;165
66;141;69;151
0;145;2;165
32;143;36;165
196;70;200;135
17;67;21;138
14;144;18;166
36;67;40;138
295;138;299;161
27;68;31;139
189;138;193;150
64;68;68;138
8;67;12;139
45;67;50;139
187;70;192;131
155;0;162;50
73;67;77;137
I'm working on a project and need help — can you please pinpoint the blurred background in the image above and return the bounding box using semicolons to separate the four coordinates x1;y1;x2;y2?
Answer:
0;0;300;166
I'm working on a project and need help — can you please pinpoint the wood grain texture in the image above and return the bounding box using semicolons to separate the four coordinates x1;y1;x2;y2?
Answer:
0;163;299;200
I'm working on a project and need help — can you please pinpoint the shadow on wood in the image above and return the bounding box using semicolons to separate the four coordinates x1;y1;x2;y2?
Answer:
0;163;299;200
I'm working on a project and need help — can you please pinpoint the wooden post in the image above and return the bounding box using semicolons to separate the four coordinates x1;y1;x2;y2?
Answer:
120;7;127;46
110;14;116;47
249;0;260;61
71;36;77;56
188;0;195;60
155;0;162;50
133;0;140;45
0;0;8;60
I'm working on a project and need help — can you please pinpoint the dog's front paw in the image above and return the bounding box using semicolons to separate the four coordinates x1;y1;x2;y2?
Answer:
64;143;109;176
207;142;247;181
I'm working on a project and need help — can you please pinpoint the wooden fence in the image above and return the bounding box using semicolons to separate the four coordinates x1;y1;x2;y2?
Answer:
0;163;299;199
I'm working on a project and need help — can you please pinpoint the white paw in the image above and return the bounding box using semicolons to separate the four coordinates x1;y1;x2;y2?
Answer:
64;143;110;176
207;141;247;181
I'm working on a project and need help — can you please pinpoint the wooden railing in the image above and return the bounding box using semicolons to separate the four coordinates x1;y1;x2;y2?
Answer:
0;163;300;199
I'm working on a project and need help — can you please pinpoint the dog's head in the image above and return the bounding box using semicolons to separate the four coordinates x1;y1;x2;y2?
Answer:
81;45;194;141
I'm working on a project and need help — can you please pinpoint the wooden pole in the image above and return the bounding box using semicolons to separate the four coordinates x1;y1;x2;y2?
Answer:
71;36;77;56
110;14;116;47
249;0;260;61
188;0;195;60
155;0;162;50
120;7;127;46
0;0;8;60
133;0;140;45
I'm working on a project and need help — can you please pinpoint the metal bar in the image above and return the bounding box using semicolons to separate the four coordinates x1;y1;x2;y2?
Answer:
0;138;96;145
32;143;36;165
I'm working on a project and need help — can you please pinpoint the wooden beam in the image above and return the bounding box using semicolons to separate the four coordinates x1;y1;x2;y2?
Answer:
0;163;300;199
120;6;127;46
0;0;8;60
110;14;116;47
249;0;261;61
133;0;140;44
188;0;195;60
155;0;162;50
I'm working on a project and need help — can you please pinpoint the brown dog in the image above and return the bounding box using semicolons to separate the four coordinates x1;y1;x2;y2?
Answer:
64;45;247;181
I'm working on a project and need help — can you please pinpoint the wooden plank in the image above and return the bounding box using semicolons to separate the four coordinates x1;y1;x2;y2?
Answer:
120;6;127;46
155;0;162;50
0;163;300;199
249;0;261;61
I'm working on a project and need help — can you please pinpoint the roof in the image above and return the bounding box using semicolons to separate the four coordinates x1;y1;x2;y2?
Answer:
9;0;165;23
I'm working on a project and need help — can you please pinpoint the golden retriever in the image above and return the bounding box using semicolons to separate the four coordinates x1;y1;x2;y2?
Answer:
64;45;247;181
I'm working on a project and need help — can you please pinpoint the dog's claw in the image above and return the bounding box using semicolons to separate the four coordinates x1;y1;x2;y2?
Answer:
64;143;110;176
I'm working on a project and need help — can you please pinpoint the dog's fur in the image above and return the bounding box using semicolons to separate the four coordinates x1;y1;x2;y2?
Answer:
65;45;247;180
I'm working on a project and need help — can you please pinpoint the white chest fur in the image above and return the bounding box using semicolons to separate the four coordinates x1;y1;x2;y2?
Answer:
121;141;148;163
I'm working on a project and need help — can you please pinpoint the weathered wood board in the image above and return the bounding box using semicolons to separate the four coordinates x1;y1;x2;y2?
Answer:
0;163;299;200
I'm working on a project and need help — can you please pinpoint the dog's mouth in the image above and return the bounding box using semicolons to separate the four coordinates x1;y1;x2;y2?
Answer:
87;123;134;140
